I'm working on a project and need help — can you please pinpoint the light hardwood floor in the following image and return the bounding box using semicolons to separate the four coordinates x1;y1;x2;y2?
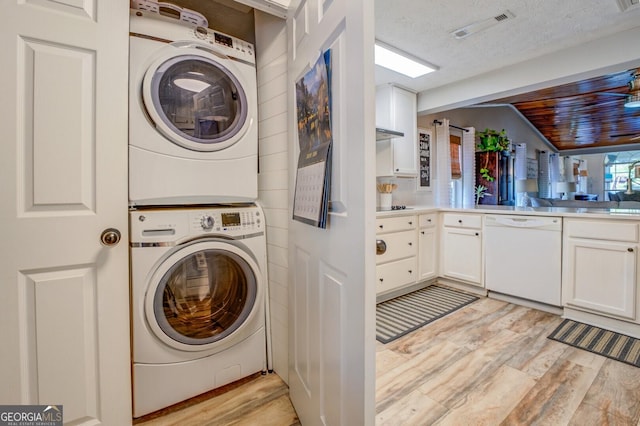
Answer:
376;295;640;425
135;293;640;425
133;372;300;426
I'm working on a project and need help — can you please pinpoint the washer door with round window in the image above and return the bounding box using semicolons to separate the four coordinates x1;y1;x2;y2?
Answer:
142;42;251;152
144;240;263;353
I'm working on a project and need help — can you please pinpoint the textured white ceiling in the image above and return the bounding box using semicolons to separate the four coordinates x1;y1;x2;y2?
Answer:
375;0;640;94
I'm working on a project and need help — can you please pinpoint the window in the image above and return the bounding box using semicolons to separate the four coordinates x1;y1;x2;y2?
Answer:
604;151;640;193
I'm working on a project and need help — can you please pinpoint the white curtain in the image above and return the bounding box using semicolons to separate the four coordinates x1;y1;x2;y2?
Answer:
434;118;451;206
550;153;561;198
462;127;476;207
539;151;551;198
514;143;527;180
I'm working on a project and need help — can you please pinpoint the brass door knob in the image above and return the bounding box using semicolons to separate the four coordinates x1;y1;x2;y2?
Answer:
101;228;121;246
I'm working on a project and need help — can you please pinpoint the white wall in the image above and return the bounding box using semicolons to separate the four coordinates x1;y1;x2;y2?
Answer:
255;11;289;383
378;176;436;207
419;106;553;159
417;26;640;114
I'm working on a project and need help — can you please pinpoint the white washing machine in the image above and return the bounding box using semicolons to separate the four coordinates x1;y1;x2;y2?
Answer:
129;9;258;206
130;204;270;417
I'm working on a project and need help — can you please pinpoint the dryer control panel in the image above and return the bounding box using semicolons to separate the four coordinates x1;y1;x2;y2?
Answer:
193;26;255;64
130;205;263;244
129;10;255;65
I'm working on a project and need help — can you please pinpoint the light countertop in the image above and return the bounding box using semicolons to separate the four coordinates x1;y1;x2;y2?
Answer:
376;205;640;220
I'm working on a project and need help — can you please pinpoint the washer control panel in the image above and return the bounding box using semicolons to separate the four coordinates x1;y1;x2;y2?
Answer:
191;208;262;233
130;205;263;244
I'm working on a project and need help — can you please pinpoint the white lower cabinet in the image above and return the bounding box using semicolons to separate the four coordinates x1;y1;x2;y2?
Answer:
376;257;418;295
418;214;437;281
376;215;418;296
441;213;483;286
562;219;639;321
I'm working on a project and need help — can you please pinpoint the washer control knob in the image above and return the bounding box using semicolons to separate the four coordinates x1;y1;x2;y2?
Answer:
201;215;215;230
195;26;208;39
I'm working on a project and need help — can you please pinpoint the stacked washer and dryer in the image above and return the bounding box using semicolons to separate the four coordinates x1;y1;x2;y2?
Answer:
128;9;270;418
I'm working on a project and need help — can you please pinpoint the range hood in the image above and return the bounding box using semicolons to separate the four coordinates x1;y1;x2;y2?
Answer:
376;127;404;141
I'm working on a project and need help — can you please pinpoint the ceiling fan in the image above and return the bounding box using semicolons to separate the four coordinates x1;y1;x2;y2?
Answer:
594;73;640;108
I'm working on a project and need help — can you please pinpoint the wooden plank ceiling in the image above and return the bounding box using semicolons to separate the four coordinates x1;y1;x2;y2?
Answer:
485;68;640;152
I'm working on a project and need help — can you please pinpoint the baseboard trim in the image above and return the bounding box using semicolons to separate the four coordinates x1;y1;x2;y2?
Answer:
487;291;563;315
435;278;487;297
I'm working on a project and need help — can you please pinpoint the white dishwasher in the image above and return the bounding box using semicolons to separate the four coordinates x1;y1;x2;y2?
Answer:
485;214;562;306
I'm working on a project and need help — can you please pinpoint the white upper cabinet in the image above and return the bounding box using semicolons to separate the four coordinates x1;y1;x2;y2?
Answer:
376;84;417;177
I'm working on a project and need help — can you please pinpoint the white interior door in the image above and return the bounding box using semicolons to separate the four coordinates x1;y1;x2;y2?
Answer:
0;2;131;424
287;0;377;424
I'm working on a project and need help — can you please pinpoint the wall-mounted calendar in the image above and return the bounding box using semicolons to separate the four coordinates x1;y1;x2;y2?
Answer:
292;50;332;228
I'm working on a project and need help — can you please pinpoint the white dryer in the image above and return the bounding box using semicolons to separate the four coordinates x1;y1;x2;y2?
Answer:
129;10;258;206
130;204;269;417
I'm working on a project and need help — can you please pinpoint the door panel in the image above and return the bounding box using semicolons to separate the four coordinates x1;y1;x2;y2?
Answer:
1;1;131;424
319;267;345;425
293;247;311;395
25;267;99;422
20;38;95;212
287;0;376;424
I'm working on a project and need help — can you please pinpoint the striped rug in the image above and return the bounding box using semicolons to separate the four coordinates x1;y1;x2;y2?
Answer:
376;285;479;344
548;319;640;368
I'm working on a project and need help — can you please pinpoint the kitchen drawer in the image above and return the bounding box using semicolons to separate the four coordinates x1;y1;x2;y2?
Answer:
442;213;482;229
376;257;417;294
376;230;417;264
376;215;417;234
565;219;638;242
419;213;437;228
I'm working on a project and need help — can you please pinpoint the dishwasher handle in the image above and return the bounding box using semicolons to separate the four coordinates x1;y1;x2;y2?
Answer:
487;215;560;229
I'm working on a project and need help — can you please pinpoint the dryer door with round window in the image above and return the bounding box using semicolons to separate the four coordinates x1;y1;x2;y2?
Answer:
142;43;250;152
144;240;263;352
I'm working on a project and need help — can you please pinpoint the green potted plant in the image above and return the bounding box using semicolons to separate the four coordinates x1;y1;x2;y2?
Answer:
476;128;510;152
475;128;510;205
475;185;490;205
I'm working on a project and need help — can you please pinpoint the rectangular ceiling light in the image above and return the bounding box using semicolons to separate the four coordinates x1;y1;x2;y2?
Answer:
374;42;437;78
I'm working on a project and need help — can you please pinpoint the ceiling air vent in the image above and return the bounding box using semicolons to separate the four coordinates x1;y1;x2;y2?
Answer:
617;0;640;12
450;10;516;40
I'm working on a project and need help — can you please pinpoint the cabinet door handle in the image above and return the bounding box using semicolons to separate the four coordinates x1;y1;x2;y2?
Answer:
408;242;413;246
458;219;463;224
379;278;384;282
475;232;479;236
421;231;425;235
379;224;384;229
428;218;432;222
629;248;634;252
408;221;413;225
376;240;387;255
408;270;413;274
